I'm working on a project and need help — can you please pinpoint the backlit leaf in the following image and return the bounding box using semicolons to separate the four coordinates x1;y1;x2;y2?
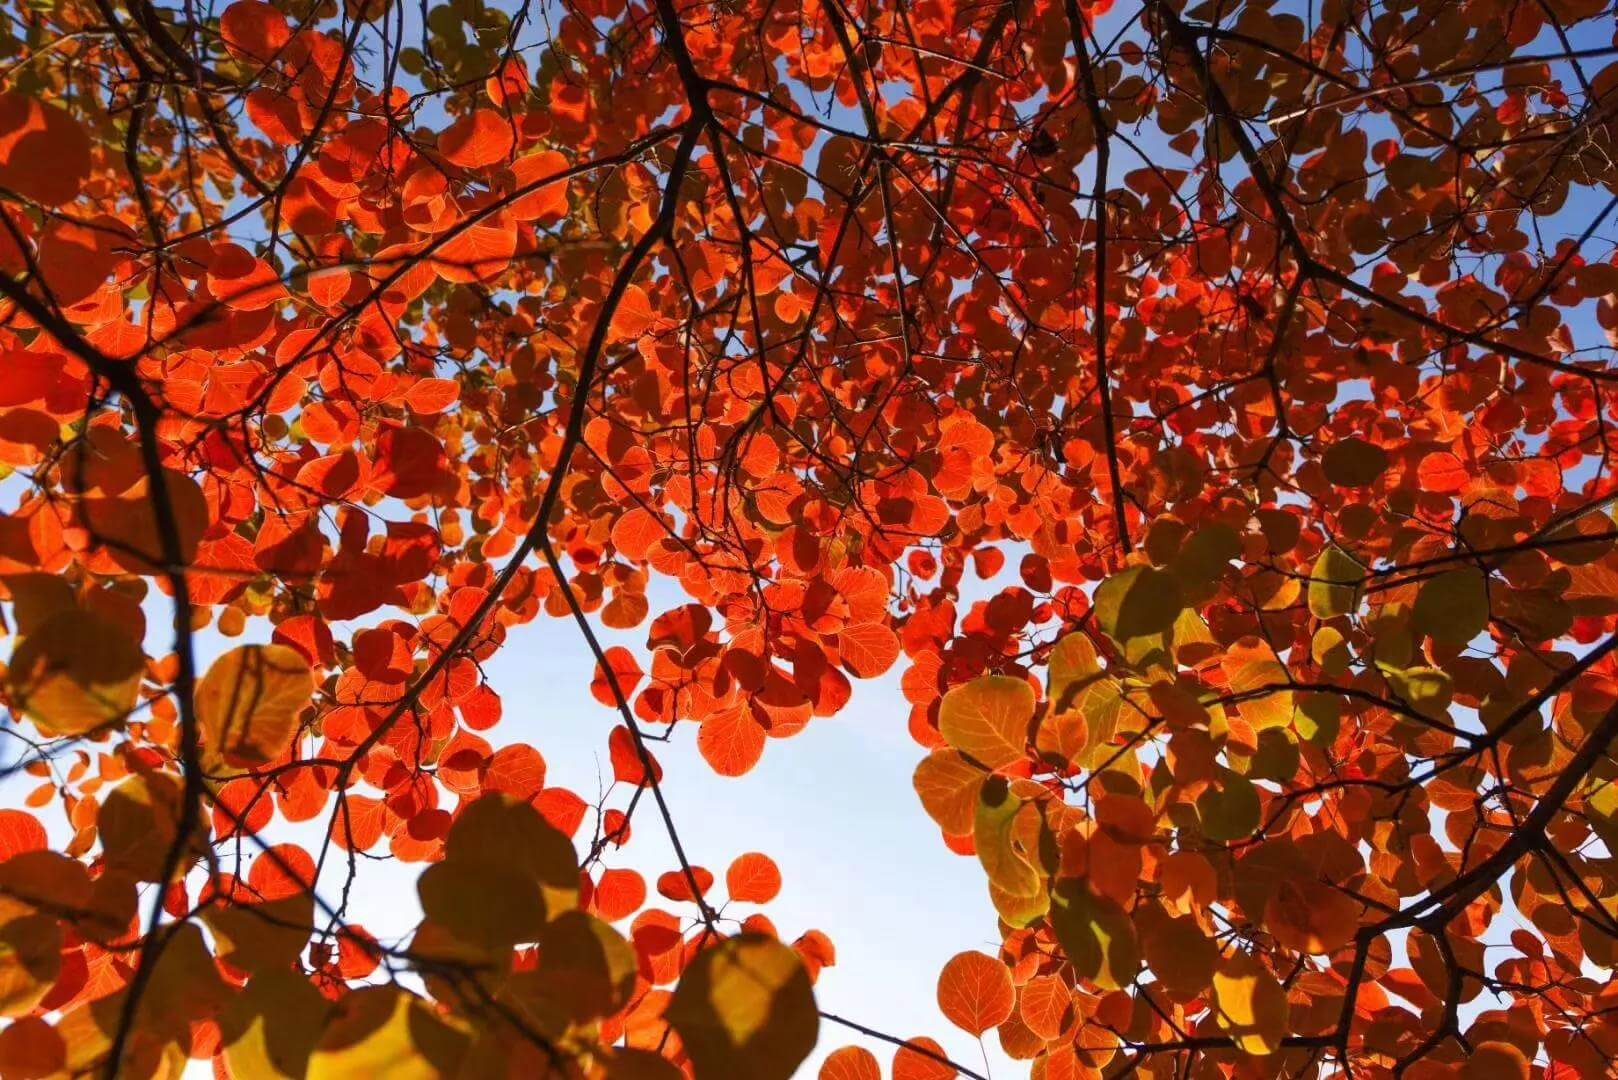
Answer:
8;609;142;736
308;987;469;1080
665;934;818;1080
1308;545;1364;619
936;950;1014;1035
1212;952;1289;1055
938;676;1033;770
1049;879;1139;992
197;644;312;769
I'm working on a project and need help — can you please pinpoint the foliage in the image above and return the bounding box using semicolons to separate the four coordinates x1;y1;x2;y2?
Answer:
0;0;1616;1076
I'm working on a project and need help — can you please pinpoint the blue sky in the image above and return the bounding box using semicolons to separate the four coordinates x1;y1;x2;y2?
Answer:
475;583;1023;1075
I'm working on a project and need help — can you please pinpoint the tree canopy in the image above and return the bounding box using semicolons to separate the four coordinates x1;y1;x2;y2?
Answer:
1;0;1618;1076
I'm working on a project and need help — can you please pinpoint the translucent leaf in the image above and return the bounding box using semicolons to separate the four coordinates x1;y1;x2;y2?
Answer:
1307;545;1364;619
819;1045;881;1080
8;609;143;736
308;987;469;1080
936;950;1014;1035
912;749;985;836
664;934;817;1080
973;778;1044;904
197;644;313;769
1212;952;1288;1055
892;1037;956;1080
1049;879;1139;992
938;676;1033;770
726;852;782;903
1263;878;1360;956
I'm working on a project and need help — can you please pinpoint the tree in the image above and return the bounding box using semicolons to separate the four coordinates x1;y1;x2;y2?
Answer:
0;0;1616;1075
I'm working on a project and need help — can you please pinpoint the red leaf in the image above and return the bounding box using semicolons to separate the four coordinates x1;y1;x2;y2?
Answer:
656;866;714;903
439;109;516;169
697;709;766;777
725;852;782;904
0;809;46;861
608;725;661;785
591;646;644;707
405;378;460;415
936;950;1014;1035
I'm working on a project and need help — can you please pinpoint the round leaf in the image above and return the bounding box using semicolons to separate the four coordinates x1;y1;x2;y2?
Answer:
664;934;818;1080
8;609;143;736
936;950;1014;1035
938;676;1033;771
197;644;313;768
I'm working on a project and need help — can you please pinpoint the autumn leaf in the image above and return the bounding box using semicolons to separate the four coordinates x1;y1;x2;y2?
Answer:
197;644;313;769
938;676;1033;770
1212;952;1289;1055
664;934;818;1080
7;609;143;736
936;950;1014;1035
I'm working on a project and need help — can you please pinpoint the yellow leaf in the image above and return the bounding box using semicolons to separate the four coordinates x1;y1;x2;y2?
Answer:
1379;664;1453;720
974;778;1044;903
1049;879;1139;992
1222;642;1295;731
0;913;59;1017
99;771;201;883
665;934;818;1080
8;609;143;736
1095;567;1183;650
220;969;333;1079
1196;769;1260;842
938;676;1033;771
1047;633;1103;707
507;911;637;1025
1412;568;1490;645
1308;545;1364;619
308;987;469;1080
197;644;313;769
1212;952;1288;1054
417;856;546;951
1310;626;1350;676
443;793;579;917
204;893;314;973
912;749;985;836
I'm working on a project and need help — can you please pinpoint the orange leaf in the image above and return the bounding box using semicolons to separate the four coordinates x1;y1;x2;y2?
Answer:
440;108;516;169
837;622;900;679
937;676;1033;771
0;93;90;207
819;1046;880;1080
698;710;767;777
892;1037;955;1080
725;852;782;904
405;378;460;415
936;950;1014;1036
